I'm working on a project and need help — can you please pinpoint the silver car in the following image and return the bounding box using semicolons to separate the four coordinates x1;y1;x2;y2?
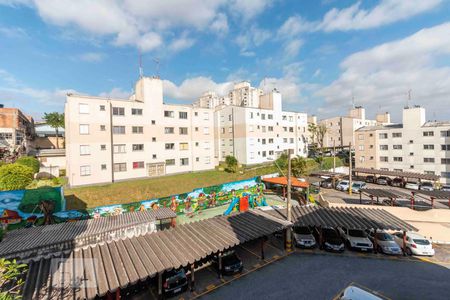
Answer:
293;226;316;248
368;230;402;255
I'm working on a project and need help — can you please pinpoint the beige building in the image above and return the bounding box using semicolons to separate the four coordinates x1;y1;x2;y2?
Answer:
319;106;390;148
0;106;35;153
355;106;450;184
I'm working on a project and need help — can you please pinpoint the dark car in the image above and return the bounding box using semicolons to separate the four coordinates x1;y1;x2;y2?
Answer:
376;176;392;185
212;250;243;275
320;178;334;188
163;268;188;296
391;177;405;187
318;227;345;252
365;175;376;183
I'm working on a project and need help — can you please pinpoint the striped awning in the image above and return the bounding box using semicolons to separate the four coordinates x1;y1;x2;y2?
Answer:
353;168;440;181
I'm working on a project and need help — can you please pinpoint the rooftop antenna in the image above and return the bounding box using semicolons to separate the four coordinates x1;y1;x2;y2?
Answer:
351;90;355;109
407;89;412;108
153;57;160;78
139;51;143;78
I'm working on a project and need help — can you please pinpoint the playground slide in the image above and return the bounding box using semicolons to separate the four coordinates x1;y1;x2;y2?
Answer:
223;197;240;216
258;197;268;207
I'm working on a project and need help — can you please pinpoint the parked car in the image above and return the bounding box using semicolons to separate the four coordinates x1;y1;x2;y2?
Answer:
420;182;434;191
293;226;316;248
366;230;402;255
338;227;373;252
211;250;243;275
405;182;420;190
337;284;386;300
163;268;188;296
391;177;405;187
376;176;392;185
365;175;376;183
320;178;334;189
442;185;450;192
393;232;435;256
351;181;367;193
336;180;350;191
319;227;345;252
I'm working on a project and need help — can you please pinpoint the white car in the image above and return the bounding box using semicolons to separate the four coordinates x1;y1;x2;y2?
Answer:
442;185;450;192
367;230;402;255
338;284;385;300
338;227;373;252
405;182;420;190
393;231;435;256
336;180;350;191
351;181;367;193
293;226;316;248
419;182;434;191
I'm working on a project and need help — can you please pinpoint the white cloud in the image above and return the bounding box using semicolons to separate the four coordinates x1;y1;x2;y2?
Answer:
277;15;316;38
98;87;132;99
284;39;303;58
316;22;450;120
0;26;28;38
168;32;195;53
235;26;271;56
319;0;442;32
313;69;321;78
163;76;234;101
79;52;105;62
228;0;274;21
210;13;228;35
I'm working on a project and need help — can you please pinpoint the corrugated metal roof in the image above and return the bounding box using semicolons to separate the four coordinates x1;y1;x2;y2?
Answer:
258;205;417;231
18;210;290;300
361;188;410;198
414;190;450;200
0;209;176;260
354;168;440;181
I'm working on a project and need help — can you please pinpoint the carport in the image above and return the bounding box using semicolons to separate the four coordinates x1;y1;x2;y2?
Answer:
353;168;440;184
4;210;290;300
262;176;310;203
310;171;346;188
360;188;410;207
414;190;450;209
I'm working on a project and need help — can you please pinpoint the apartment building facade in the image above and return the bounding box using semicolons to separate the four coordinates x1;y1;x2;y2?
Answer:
354;106;450;184
0;106;35;152
319;107;390;148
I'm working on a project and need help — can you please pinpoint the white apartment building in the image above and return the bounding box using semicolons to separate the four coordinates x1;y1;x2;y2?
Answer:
66;77;308;186
355;106;450;184
319;106;390;148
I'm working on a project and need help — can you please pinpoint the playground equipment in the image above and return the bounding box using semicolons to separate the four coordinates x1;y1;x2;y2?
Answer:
223;193;268;216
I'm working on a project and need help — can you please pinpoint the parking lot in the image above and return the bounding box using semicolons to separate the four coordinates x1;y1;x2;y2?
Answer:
202;244;450;300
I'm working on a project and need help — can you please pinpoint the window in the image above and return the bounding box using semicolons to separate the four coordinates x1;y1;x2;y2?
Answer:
203;127;209;135
250;152;255;159
268;114;273;120
165;159;175;166
283;138;288;143
80;165;91;176
250;112;254;119
249;125;254;132
80;145;90;155
196;157;199;162
441;158;450;165
289;127;294;133
269;150;274;155
442;172;450;178
79;124;89;135
409;140;414;144
358;134;364;140
424;171;435;175
113;144;126;153
392;132;402;138
112;126;125;134
133;161;144;169
380;156;388;162
100;105;105;111
290;138;294;143
100;125;106;131
132;126;143;134
204;142;210;149
113;163;127;172
261;114;265;120
164;111;174;118
101;164;107;170
228;115;232;121
441;130;450;137
289;116;293;122
132;108;143;115
262;151;266;157
133;144;144;151
194;112;198;116
442;144;450;151
165;143;175;150
79;103;89;114
269;138;274;144
283;127;287;132
179;111;188;119
358;145;364;151
195;142;199;147
393;145;402;150
423;144;434;150
180;143;189;150
205;156;211;164
262;126;266;133
282;115;287;120
268;126;273;132
262;139;266;145
112;107;125;116
424;158;435;163
379;133;388;139
228;127;233;133
359;156;365;163
179;127;188;135
152;137;156;142
203;112;209;120
165;127;174;134
151;120;156;125
380;145;388;150
100;144;106;151
180;158;189;166
393;157;403;162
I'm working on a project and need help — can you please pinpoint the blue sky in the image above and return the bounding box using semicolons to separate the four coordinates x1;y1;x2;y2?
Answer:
0;0;449;121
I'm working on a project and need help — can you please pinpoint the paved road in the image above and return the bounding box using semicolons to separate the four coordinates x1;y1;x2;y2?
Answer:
202;252;450;300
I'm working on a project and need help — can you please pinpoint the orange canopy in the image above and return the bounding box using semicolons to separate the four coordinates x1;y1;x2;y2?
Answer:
262;176;309;188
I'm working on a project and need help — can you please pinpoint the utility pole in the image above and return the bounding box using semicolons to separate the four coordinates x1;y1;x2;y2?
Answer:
333;139;336;173
348;142;352;196
286;149;293;252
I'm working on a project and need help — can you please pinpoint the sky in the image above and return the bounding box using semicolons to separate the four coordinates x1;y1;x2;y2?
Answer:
0;0;449;122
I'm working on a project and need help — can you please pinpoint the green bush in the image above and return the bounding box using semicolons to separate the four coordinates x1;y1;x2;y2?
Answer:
225;155;238;173
321;157;343;170
15;156;40;174
0;164;34;191
59;169;66;177
18;186;63;213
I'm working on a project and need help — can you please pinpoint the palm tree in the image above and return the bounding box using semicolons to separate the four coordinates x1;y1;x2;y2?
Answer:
43;112;64;149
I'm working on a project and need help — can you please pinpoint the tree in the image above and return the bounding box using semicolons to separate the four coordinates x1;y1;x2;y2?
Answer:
225;155;238;173
291;156;308;177
275;153;288;172
0;164;34;191
15;156;40;174
0;258;27;300
43;112;64;149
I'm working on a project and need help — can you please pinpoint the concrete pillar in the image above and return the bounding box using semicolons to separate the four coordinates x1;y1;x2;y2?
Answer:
158;273;163;299
430;197;434;209
218;254;223;279
190;264;195;292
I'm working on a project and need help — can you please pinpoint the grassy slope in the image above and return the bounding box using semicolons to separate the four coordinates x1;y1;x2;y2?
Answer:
64;165;278;210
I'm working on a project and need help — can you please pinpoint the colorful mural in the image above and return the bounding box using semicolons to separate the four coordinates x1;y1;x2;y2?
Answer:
87;177;266;218
0;187;73;230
